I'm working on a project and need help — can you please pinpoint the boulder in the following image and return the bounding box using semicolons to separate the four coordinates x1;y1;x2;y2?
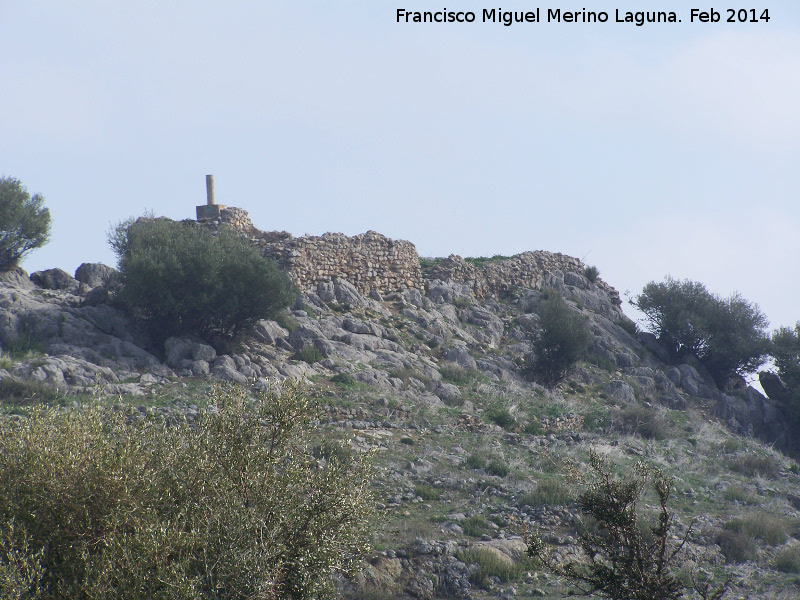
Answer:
30;268;80;292
435;382;463;406
74;263;117;288
0;267;34;289
252;320;290;345
446;346;477;370
164;337;193;368
605;379;635;402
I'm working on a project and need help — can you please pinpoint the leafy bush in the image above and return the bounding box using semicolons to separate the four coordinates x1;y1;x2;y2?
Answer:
294;345;324;364
487;406;516;430
634;277;769;386
584;265;600;282
526;292;592;387
0;177;51;271
771;324;800;431
0;381;373;600
111;217;294;345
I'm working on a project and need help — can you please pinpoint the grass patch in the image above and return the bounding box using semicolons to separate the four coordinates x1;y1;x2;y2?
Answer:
439;364;476;385
414;484;442;502
294;346;323;364
774;546;800;573
462;515;494;538
275;311;299;333
465;452;509;477
613;404;668;440
0;378;63;405
728;453;780;478
722;485;758;505
456;547;535;588
724;514;788;546
517;479;573;508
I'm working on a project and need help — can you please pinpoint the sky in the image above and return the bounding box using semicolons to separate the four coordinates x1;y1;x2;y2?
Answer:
1;1;799;330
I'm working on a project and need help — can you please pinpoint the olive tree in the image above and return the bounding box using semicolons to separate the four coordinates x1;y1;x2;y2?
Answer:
0;380;374;600
634;277;769;386
0;177;51;271
110;217;294;344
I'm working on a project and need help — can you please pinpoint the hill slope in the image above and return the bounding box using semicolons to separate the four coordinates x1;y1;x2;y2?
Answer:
1;231;798;599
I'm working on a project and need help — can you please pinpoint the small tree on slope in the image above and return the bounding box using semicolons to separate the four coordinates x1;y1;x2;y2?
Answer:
527;451;729;600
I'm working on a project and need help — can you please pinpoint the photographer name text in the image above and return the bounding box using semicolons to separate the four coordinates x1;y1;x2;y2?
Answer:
396;8;771;27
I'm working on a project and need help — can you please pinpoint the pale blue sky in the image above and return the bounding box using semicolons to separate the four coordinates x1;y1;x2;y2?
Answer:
2;1;798;329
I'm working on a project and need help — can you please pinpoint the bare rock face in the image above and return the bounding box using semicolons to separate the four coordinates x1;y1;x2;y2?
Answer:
75;263;117;288
30;268;80;293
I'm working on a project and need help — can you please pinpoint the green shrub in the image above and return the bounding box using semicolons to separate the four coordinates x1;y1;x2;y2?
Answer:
584;265;600;283
111;217;295;345
275;311;300;333
486;459;510;478
330;372;355;386
414;484;441;502
487;406;516;430
528;451;729;600
465;452;488;471
526;292;592;387
0;177;51;271
634;277;769;386
0;381;373;600
294;345;324;364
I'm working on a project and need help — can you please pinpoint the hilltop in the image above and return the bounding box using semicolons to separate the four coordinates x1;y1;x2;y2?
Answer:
1;207;798;599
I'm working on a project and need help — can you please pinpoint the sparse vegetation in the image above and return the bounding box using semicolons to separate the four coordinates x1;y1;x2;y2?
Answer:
528;451;729;600
584;265;600;282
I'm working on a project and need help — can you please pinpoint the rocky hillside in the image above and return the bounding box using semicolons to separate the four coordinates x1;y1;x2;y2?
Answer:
1;241;799;599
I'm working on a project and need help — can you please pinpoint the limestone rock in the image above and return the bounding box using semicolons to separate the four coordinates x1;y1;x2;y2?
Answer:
30;268;79;292
74;263;117;288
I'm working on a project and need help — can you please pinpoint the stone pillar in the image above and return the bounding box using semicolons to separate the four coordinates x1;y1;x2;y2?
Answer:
206;174;215;206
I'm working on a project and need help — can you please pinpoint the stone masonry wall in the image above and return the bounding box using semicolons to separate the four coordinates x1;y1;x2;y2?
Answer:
424;252;622;306
198;207;620;306
256;230;424;296
198;208;424;296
